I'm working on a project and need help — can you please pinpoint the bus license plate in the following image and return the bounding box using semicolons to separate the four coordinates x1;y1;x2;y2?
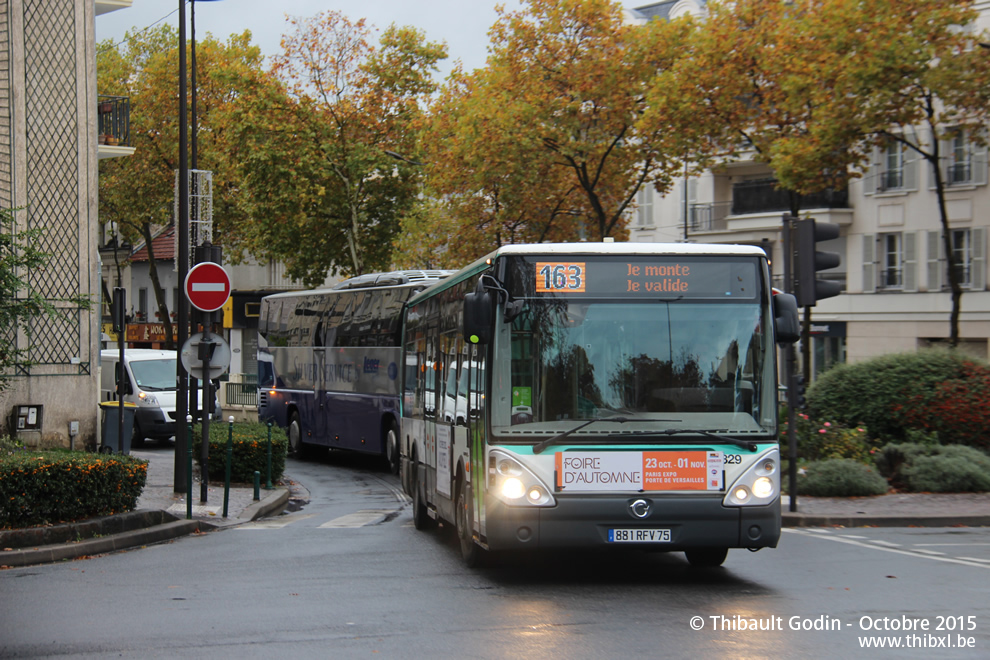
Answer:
608;529;671;543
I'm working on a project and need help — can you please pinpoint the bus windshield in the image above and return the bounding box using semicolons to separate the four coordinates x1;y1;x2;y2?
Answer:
492;299;776;438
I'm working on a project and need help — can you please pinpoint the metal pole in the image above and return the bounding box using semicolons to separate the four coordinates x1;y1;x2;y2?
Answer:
223;417;233;518
186;415;193;520
782;213;798;512
266;421;273;489
200;329;212;504
174;0;190;493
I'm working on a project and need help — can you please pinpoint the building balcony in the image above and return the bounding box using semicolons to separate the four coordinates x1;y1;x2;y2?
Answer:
97;95;135;159
690;179;852;233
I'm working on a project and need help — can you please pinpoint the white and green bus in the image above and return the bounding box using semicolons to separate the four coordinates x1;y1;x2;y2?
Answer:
400;242;799;567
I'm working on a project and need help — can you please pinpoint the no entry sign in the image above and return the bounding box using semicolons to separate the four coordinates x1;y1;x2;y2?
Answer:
185;262;231;312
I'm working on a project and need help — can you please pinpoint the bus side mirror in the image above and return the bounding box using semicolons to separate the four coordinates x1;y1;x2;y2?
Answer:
463;290;492;345
773;293;800;344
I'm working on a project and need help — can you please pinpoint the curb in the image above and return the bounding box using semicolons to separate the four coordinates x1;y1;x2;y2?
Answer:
783;513;990;528
1;487;289;569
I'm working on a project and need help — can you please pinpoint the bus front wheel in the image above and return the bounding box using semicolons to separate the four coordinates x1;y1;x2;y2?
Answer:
456;479;485;568
384;423;400;475
412;458;432;531
684;548;728;568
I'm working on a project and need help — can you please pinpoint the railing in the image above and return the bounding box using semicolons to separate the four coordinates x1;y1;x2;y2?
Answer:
97;95;130;147
225;381;258;407
689;202;731;232
731;179;848;215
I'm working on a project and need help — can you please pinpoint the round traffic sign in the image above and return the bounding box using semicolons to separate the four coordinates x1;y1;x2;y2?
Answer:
180;333;232;380
185;262;231;312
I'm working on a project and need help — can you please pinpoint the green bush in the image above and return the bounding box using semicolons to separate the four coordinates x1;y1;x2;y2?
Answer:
876;443;990;493
873;442;933;486
807;349;973;444
779;411;872;463
903;452;990;493
0;451;147;528
897;362;990;450
796;458;889;497
191;421;287;484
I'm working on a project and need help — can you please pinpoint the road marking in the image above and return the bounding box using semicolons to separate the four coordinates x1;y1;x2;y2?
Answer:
237;513;315;529
784;529;990;569
913;549;946;556
957;556;990;564
319;509;395;528
868;540;901;547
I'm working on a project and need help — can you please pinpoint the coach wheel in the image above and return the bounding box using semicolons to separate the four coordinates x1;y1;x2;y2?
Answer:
288;412;303;457
685;548;728;568
384;423;400;475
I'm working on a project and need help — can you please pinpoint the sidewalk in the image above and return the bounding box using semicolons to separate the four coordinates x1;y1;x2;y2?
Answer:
781;492;990;528
3;451;988;568
0;448;289;569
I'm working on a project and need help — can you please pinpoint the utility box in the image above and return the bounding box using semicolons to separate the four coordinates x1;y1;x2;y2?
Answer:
11;405;43;448
99;402;135;454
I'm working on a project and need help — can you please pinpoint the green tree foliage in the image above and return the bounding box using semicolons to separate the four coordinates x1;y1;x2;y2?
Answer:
807;349;976;443
220;13;446;286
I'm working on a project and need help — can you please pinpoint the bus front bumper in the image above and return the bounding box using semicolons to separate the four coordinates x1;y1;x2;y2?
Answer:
482;494;781;551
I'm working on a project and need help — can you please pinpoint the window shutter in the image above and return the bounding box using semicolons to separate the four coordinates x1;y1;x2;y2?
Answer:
973;143;988;187
973;227;986;291
903;232;918;292
863;234;876;293
866;148;879;194
927;231;943;292
903;148;919;191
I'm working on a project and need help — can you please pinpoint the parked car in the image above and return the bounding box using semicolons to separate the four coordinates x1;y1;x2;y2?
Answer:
100;349;221;444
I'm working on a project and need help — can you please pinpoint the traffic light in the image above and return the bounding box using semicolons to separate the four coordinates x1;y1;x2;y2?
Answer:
794;218;842;306
790;373;806;410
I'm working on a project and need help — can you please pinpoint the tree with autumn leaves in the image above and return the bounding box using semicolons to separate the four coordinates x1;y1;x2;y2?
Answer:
412;0;705;267
97;26;262;347
219;13;446;286
650;0;990;347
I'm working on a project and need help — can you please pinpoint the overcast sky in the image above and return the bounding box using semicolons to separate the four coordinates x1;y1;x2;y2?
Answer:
97;0;642;78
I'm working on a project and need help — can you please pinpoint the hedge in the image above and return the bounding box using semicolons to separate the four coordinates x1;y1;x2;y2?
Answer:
796;458;889;497
190;421;287;484
0;450;147;528
876;443;990;493
807;349;980;445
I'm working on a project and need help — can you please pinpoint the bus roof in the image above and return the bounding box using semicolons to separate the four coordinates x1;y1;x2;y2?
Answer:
261;270;454;301
407;242;769;305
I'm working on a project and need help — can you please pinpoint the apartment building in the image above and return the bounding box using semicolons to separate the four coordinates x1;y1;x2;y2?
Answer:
628;1;990;375
0;0;134;447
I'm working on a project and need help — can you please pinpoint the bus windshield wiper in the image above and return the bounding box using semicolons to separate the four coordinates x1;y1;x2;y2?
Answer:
532;417;632;454
630;428;757;452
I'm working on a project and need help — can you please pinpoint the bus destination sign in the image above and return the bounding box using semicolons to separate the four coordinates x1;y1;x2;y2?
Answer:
520;257;758;300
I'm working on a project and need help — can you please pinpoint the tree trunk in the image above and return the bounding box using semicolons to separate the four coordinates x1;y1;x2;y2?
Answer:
138;222;175;350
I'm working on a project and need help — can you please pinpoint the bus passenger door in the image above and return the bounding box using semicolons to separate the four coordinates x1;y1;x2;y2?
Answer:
466;343;486;536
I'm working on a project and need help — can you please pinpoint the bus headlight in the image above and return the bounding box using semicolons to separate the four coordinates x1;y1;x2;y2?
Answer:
501;477;525;500
724;447;779;507
490;450;555;507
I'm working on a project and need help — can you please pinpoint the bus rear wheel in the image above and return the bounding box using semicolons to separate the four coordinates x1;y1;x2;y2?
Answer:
685;548;728;568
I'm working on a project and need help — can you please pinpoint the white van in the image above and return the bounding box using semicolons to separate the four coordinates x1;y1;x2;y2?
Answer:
100;349;221;444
